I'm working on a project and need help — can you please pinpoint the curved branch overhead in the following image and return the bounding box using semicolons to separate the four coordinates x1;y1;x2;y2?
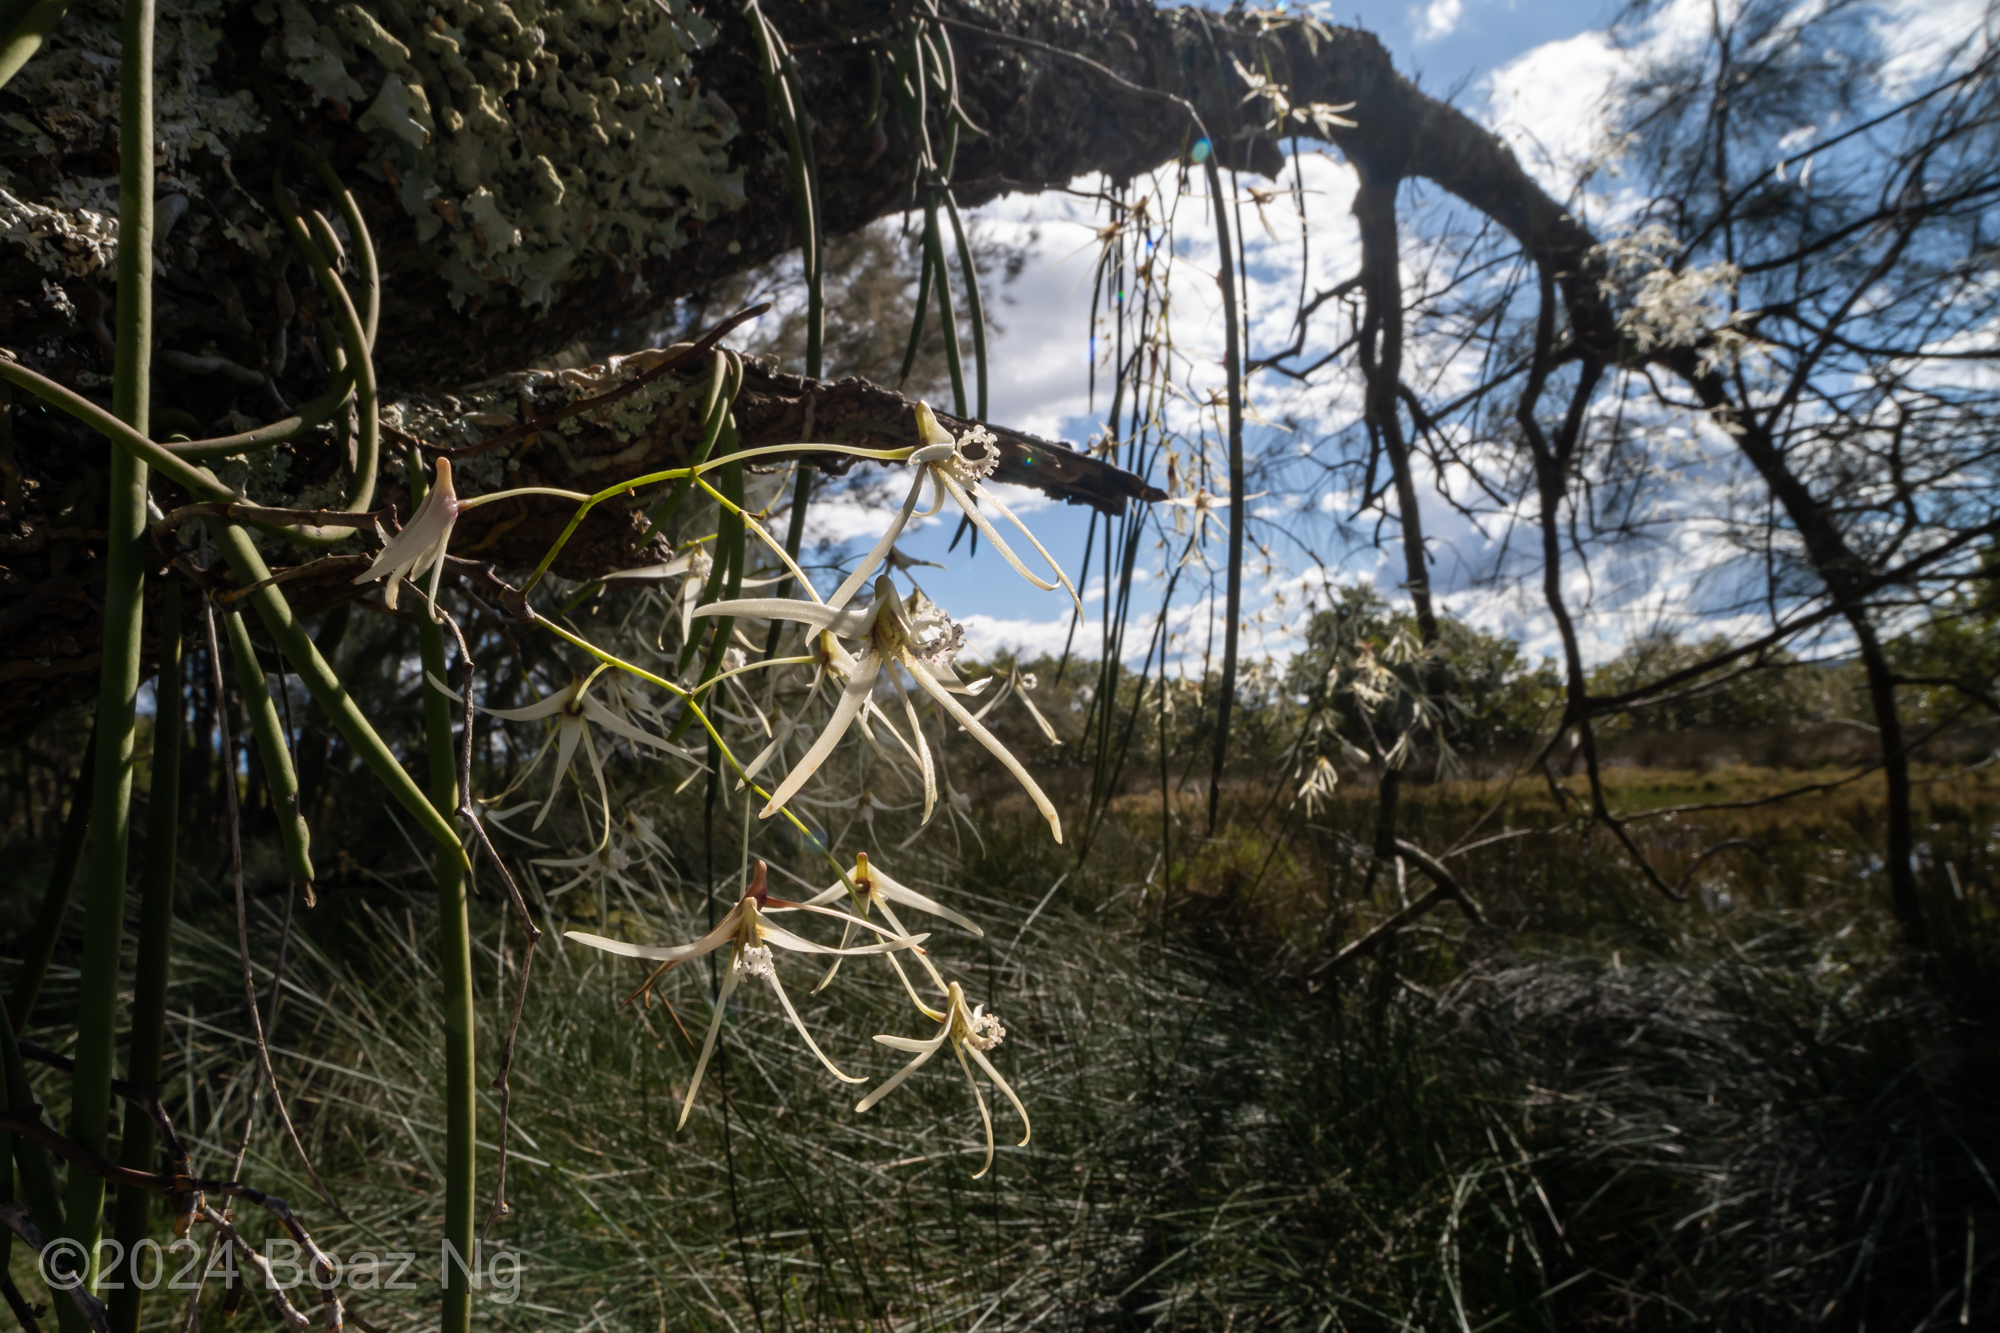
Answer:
0;0;1609;741
0;0;1610;389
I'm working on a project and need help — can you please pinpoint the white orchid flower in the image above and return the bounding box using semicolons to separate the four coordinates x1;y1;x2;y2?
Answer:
803;850;981;997
968;665;1061;746
808;851;981;935
355;456;459;610
601;548;782;650
1163;484;1267;555
534;840;642;903
533;806;678;912
597;668;674;732
798;631;937;787
856;981;1029;1179
828;404;1080;613
895;780;988;857
566;861;929;1129
1296;754;1341;816
433;668;698;835
694;575;1062;842
736;714;805;791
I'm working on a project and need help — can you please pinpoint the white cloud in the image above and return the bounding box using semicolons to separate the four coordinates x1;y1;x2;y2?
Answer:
808;0;1948;681
956;612;1084;663
1482;28;1626;187
1413;0;1465;44
1879;0;1993;93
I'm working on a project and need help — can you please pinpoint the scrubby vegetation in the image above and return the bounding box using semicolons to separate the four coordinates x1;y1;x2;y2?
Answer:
8;624;1996;1328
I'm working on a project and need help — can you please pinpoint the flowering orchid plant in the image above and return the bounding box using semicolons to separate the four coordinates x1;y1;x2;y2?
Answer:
415;398;1079;1176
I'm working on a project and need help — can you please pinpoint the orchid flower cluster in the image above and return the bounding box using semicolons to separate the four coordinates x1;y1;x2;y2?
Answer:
362;400;1073;1175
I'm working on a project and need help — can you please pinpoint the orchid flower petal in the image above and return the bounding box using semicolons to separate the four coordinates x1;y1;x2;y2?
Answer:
1018;689;1063;745
758;919;927;956
888;674;937;827
872;1035;940;1053
428;673;574;723
764;967;866;1083
855;1031;949;1113
580;696;697;759
356;456;459;589
760;652;881;817
693;598;846;631
937;472;1061;597
965;1042;1032;1147
955;1041;999;1178
809;913;860;995
869;867;985;937
969;479;1085;614
580;722;615;848
677;964;741;1130
782;898;930;942
828;471;927;611
531;715;587;829
600;555;695;582
485;694;573;722
968;675;1015;724
905;656;1062;843
565;903;744;962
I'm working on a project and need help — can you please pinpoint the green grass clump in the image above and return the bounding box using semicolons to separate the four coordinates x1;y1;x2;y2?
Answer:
17;767;1982;1331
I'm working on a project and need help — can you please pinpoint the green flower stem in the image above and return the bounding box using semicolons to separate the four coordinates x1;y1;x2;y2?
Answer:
0;0;70;91
686;473;817;595
207;519;465;862
411;459;476;1333
64;0;154;1286
107;583;181;1333
10;723;94;1024
223;606;314;890
638;352;734;549
456;487;592;511
530;437;916;592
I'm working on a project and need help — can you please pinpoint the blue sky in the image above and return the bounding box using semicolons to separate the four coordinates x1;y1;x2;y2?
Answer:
1310;0;1620;96
794;0;1982;674
789;0;1638;674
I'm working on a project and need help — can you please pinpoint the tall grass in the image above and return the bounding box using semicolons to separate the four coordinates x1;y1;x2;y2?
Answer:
14;767;1990;1330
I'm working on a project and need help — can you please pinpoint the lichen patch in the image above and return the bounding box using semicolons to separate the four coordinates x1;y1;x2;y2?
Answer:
266;0;746;309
